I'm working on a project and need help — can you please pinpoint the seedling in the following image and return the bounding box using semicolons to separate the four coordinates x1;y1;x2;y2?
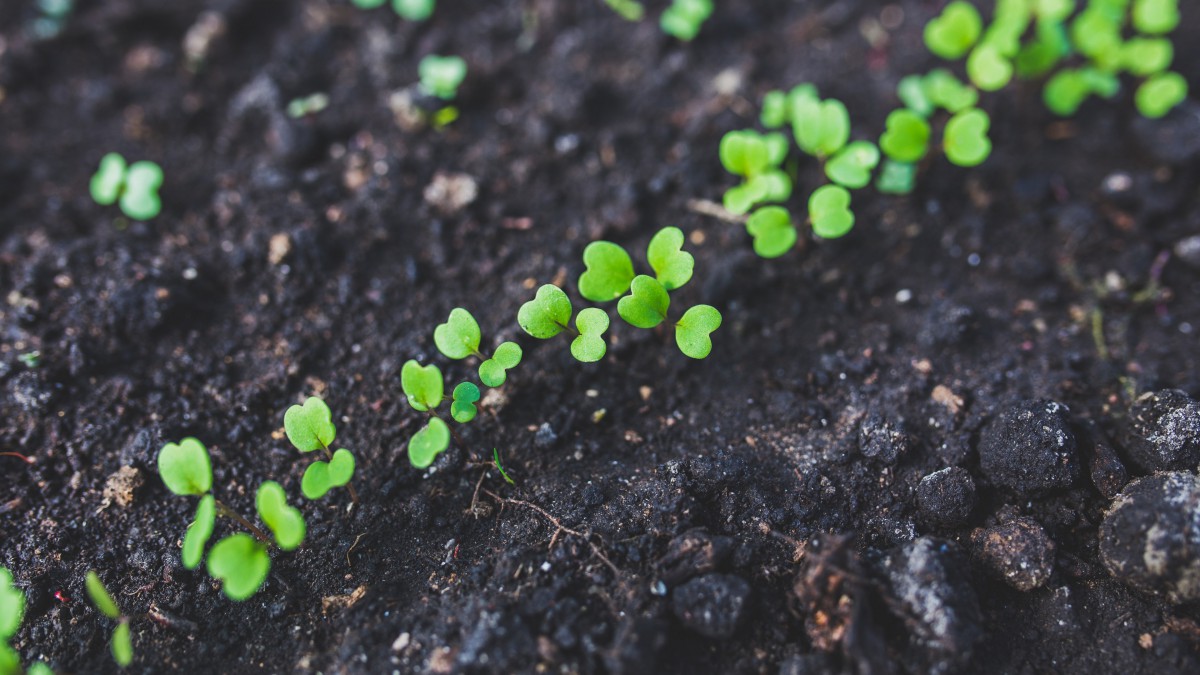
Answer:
604;0;644;21
283;396;359;501
879;110;931;164
1;567;23;674
660;0;713;41
433;308;524;387
1136;72;1187;119
89;153;163;221
17;351;39;369
719;130;791;214
352;0;435;21
85;572;132;667
401;360;475;468
1133;0;1179;34
808;185;854;240
791;91;850;159
493;448;515;485
923;1;982;60
825;141;880;189
418;55;466;101
1043;67;1118;116
745;206;796;259
760;84;818;129
943;108;992;167
451;382;480;423
286;93;329;119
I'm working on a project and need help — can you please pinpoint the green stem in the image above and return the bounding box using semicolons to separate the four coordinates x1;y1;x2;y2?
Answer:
213;498;272;545
318;441;360;505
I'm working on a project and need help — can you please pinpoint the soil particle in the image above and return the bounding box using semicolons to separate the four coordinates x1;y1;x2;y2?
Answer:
656;528;734;586
971;517;1056;592
777;652;836;675
1099;471;1200;604
1130;100;1200;164
916;467;977;529
978;400;1080;495
101;465;144;509
1077;420;1130;500
858;413;911;465
670;573;751;640
1121;390;1200;472
605;617;667;675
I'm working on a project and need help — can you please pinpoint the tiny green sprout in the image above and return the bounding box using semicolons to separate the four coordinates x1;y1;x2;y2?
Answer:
1119;38;1173;77
1032;0;1074;22
674;305;722;359
255;482;306;551
808;185;854;239
518;284;573;339
791;94;850;158
825;141;881;189
1136;72;1188;119
393;0;435;21
660;0;713;41
479;342;523;387
451;382;481;423
301;450;355;500
1043;68;1119;116
17;351;39;369
876;160;918;195
493;448;515;485
719;130;791;214
85;571;132;667
434;308;483;359
1070;8;1122;69
761;90;789;128
1015;20;1070;77
401;360;444;412
924;1;983;60
618;275;670;329
0;567;23;641
89;153;164;221
943;108;992;167
408;417;450;468
897;75;935;118
966;44;1013;92
157;437;213;496
182;495;215;570
418;55;466;101
922;69;978;114
1132;0;1179;35
285;397;358;501
745;206;796;259
351;0;386;7
647;226;694;291
880;109;931;163
578;241;635;302
980;0;1030;56
605;0;645;21
286;92;329;119
571;308;610;363
207;533;270;602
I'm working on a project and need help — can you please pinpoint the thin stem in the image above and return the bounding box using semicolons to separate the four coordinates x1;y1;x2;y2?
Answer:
213;498;272;545
553;319;580;337
318;441;360;505
0;452;35;465
430;410;468;448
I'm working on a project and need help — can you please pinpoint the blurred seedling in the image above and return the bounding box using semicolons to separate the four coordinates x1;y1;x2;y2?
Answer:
493;448;515;485
403;360;478;468
434;308;524;387
660;0;713;41
84;572;133;668
604;0;644;21
286;93;329;119
417;55;466;127
29;0;72;40
89;153;163;221
157;438;306;600
1;567;53;675
283;397;358;502
351;0;435;21
718;129;791;215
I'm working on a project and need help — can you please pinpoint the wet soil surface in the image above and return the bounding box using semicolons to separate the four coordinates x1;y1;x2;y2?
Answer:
2;0;1200;673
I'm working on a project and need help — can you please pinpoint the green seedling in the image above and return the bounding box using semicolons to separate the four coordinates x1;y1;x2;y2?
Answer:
434;308;524;387
899;70;979;117
875;160;918;195
761;84;818;128
284;397;359;501
745;206;796;259
578;241;635;302
943;108;992;167
286;92;329;119
1136;72;1187;119
605;0;645;21
792;92;850;158
618;275;669;329
808;185;854;239
1132;0;1179;34
1070;7;1122;70
825;141;881;189
1;567;23;674
17;351;39;369
493;448;515;485
183;496;215;570
353;0;434;21
1043;67;1118;116
256;482;305;551
401;360;459;468
1015;20;1070;77
402;360;444;411
518;285;573;339
660;0;713;41
85;572;132;667
1119;38;1173;77
719;130;791;214
880;109;931;163
966;43;1013;91
646;227;695;291
571;308;610;362
674;304;722;359
418;55;466;100
89;153;163;221
924;1;983;59
408;417;450;469
206;534;269;602
451;382;480;423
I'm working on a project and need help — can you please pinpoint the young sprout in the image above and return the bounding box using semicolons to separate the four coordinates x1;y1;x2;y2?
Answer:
825;141;881;189
879;109;931;163
808;185;855;239
393;0;435;21
418;55;467;101
943;108;992;167
255;482;306;550
760;84;818;129
492;448;515;485
401;360;455;468
604;0;645;21
674;304;723;359
1132;0;1179;35
1;567;24;672
1043;67;1118;116
433;308;524;387
618;275;669;329
284;397;358;501
660;0;713;41
966;43;1013;91
875;160;918;195
1119;38;1173;77
923;1;983;60
286;92;329;119
206;534;270;602
571;308;610;363
1015;20;1070;77
89;153;163;221
719;130;791;214
745;206;796;258
791;91;850;159
451;382;480;423
1136;72;1187;119
85;571;132;667
578;241;634;302
517;285;613;363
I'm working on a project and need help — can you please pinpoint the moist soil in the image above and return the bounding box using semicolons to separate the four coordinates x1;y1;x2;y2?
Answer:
3;1;1200;673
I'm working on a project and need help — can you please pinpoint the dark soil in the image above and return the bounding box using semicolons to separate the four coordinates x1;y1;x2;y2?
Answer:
3;1;1200;673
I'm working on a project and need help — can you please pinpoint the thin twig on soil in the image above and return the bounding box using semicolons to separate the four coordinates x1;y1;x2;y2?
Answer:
685;198;747;224
481;488;620;579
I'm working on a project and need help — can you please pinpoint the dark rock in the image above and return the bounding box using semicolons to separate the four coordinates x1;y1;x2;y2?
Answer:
917;467;977;528
657;529;734;585
1131;100;1200;164
670;574;750;639
1176;235;1200;270
971;518;1056;591
918;301;977;348
858;414;911;465
1076;421;1129;499
978;400;1080;494
533;422;558;449
604;617;666;675
777;653;836;675
1121;390;1200;472
1099;472;1200;604
883;537;982;674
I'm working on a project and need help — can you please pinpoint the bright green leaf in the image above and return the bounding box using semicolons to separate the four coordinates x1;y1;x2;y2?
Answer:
255;481;305;551
1120;38;1173;77
408;417;451;469
792;96;850;157
745;206;796;259
479;342;522;387
0;567;25;640
880;109;931;163
182;494;216;570
722;181;768;216
157;438;212;496
1015;21;1070;77
675;305;722;359
1071;9;1122;62
394;0;435;21
578;241;635;302
1136;72;1188;119
604;0;644;20
898;75;934;117
944;108;992;167
418;55;466;100
617;275;670;329
120;161;163;220
660;0;713;41
719;130;771;177
749;170;793;202
924;1;983;59
283;396;336;452
825;141;881;189
1132;0;1180;34
85;571;121;620
966;44;1013;91
876;160;917;195
207;533;270;601
809;185;855;239
401;360;444;412
90;153;126;205
647;227;694;291
111;620;133;667
433;308;482;359
26;662;55;675
571;307;609;363
450;382;481;423
1033;0;1074;22
761;90;789;128
922;69;979;113
301;449;356;500
518;284;572;338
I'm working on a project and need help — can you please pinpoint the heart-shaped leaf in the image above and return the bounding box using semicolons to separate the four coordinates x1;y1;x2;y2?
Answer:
923;1;982;59
120;161;163;221
1133;0;1180;34
749;170;793;202
182;494;216;570
897;75;934;118
660;0;713;41
760;90;789;128
418;55;467;99
518;284;572;338
571;307;609;362
433;308;482;359
284;396;336;452
1136;71;1188;119
1071;8;1121;64
966;44;1012;92
880;109;931;163
723;180;769;215
876;159;917;195
301;449;356;500
111;620;133;667
255;481;306;551
809;185;855;239
825;141;881;189
158;438;213;496
792;96;850;158
207;533;270;601
85;571;121;620
0;568;24;639
745;206;797;259
675;305;722;359
1120;38;1174;77
647;227;694;291
408;417;451;469
394;0;435;21
617;275;670;329
479;341;522;387
89;153;126;205
401;360;443;412
944;108;992;167
979;6;1028;57
922;69;978;113
578;241;634;302
719;130;770;177
1043;69;1090;115
1015;20;1070;77
450;382;481;423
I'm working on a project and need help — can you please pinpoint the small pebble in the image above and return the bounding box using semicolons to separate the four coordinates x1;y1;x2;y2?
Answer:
1100;472;1200;604
978;400;1079;494
1121;389;1200;472
972;518;1056;591
917;467;977;528
671;574;750;639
